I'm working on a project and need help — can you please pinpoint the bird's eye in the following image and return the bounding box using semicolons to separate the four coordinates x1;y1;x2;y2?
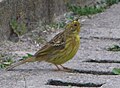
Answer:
74;24;77;26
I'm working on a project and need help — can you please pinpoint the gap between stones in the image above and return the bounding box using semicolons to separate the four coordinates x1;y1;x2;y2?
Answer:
80;36;120;41
46;79;103;87
84;59;120;63
69;69;115;75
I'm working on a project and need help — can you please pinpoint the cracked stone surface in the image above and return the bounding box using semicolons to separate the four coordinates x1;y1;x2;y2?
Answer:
1;3;120;88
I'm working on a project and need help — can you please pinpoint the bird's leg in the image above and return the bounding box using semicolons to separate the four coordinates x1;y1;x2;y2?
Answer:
54;64;73;72
60;65;72;71
54;64;61;70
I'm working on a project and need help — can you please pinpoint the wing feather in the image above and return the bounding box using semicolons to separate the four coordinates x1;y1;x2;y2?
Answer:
34;32;66;57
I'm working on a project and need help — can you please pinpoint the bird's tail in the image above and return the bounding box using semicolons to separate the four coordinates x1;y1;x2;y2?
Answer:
6;57;35;71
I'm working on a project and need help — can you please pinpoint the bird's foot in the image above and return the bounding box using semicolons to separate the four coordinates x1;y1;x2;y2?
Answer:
54;64;73;72
55;64;73;72
60;65;73;72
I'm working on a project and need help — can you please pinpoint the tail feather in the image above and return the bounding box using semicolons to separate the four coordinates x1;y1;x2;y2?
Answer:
6;57;35;71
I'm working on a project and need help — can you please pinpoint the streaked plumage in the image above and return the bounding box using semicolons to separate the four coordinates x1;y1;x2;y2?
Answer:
6;20;80;71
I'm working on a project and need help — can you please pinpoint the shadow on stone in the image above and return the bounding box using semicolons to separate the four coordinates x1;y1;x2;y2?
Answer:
70;69;116;75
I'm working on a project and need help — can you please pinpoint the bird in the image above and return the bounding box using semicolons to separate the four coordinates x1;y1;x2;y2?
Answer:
6;19;81;71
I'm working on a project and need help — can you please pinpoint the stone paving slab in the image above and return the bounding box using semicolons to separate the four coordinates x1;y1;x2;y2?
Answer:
80;38;120;51
77;50;120;61
101;79;120;88
81;28;120;39
81;3;120;29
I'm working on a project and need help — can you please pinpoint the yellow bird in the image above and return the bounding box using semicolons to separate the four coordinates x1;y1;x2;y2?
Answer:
6;19;80;71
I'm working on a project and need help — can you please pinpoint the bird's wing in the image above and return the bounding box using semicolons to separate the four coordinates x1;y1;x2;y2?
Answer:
34;32;66;57
49;32;66;47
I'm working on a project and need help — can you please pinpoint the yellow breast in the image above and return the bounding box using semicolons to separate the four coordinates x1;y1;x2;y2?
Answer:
54;34;80;64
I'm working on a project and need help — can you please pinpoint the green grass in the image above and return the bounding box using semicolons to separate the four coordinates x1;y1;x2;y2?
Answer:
19;53;33;61
49;21;66;29
106;0;120;6
67;0;120;16
112;68;120;75
0;53;33;69
107;45;120;51
10;18;27;36
0;58;13;69
67;4;105;16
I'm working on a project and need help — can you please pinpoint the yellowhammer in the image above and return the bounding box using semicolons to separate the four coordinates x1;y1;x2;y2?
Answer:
6;19;80;71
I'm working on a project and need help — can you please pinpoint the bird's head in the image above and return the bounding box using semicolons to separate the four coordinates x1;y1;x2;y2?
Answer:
65;20;80;34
